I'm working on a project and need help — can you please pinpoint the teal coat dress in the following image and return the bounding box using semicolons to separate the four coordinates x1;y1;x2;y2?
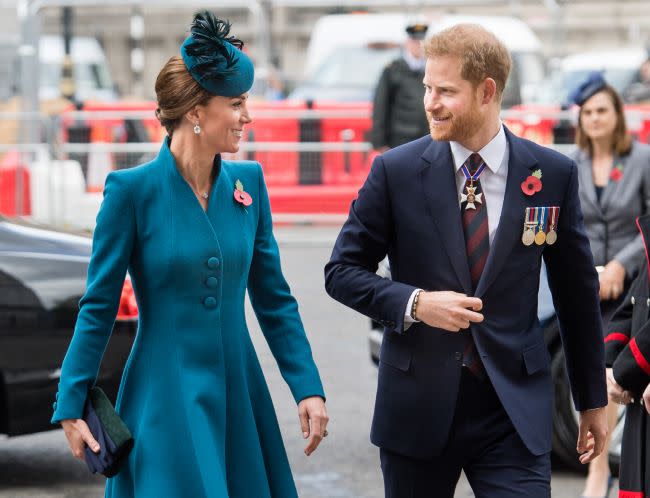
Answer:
51;138;325;498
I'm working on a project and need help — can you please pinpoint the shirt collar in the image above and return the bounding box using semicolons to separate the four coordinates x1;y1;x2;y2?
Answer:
402;50;426;72
450;124;506;174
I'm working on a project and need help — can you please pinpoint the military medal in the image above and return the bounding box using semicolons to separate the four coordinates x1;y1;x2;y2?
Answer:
546;206;559;245
460;159;487;210
522;207;537;246
535;207;547;245
461;184;483;210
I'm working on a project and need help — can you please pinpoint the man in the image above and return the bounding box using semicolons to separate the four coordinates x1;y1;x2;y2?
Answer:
624;51;650;103
370;22;430;152
325;24;607;497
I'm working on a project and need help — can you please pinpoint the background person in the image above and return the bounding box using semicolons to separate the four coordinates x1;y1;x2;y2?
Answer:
604;213;650;498
52;11;328;498
370;22;430;153
569;72;650;498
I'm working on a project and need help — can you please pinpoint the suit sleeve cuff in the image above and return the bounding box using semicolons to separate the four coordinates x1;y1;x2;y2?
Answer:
404;289;423;326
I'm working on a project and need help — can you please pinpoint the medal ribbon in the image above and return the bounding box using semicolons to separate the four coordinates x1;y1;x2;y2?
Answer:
549;206;559;227
525;207;534;224
461;161;488;184
538;207;547;232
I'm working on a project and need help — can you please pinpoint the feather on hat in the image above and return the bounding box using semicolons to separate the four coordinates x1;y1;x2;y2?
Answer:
180;11;254;96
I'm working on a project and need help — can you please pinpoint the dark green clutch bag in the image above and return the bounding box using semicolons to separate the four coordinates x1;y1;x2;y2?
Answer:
83;387;134;477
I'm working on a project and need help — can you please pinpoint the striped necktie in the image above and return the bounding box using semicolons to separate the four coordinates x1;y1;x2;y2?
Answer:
460;152;489;379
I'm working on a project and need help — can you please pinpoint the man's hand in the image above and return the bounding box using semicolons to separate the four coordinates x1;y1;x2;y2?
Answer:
606;367;633;405
576;407;608;464
415;291;483;332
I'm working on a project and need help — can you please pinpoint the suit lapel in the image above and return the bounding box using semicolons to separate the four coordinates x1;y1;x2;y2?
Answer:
419;141;473;295
474;129;538;297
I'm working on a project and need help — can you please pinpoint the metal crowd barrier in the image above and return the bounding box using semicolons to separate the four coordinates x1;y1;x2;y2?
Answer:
0;107;649;228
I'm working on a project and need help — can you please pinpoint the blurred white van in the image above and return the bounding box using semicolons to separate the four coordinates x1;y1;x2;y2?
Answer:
0;35;117;102
38;35;117;102
290;13;545;107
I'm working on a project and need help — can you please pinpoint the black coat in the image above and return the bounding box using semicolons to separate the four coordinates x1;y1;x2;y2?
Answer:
605;213;650;496
606;215;650;395
370;57;429;149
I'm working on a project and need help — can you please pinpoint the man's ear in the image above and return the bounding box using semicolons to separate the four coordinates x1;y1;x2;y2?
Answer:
481;78;498;105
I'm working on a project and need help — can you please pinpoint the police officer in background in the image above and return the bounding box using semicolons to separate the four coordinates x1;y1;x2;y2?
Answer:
370;23;430;153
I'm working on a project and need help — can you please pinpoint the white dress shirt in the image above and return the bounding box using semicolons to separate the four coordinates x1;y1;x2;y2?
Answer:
404;124;510;326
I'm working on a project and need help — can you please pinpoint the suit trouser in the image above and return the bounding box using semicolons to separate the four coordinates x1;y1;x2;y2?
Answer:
380;368;551;498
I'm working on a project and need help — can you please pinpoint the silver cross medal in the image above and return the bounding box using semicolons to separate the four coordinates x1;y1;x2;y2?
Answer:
461;182;483;210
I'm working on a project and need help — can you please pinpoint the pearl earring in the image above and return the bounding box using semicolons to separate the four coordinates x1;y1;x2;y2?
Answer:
193;123;201;135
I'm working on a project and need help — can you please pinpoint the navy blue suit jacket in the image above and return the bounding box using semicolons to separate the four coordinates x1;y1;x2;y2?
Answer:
325;129;607;459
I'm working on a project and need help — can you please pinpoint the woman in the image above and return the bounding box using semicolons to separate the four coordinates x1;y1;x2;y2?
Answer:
570;73;650;498
604;212;650;498
51;11;328;498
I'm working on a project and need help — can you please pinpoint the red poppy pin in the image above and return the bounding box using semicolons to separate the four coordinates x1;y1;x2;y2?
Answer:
521;169;543;196
234;180;252;207
610;163;624;182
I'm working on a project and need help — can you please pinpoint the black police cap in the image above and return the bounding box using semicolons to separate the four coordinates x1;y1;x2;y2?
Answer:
406;23;428;40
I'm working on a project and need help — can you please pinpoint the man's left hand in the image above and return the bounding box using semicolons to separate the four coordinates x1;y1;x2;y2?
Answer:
576;407;608;464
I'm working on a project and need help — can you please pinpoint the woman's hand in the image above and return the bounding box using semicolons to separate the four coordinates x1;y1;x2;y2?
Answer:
298;396;329;456
599;260;626;301
60;418;100;461
606;368;633;405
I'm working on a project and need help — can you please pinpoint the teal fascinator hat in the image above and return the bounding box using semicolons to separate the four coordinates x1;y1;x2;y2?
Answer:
180;11;254;97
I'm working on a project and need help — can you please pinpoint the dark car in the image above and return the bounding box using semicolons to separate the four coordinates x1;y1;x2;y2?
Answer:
369;261;625;473
0;217;136;436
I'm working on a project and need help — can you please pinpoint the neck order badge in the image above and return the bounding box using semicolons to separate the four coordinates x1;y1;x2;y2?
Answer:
460;158;488;210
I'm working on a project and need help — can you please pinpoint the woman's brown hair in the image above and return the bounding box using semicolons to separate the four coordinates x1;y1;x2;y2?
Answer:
576;85;633;156
155;56;212;137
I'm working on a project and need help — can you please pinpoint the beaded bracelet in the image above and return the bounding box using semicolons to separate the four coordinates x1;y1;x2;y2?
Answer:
410;289;422;321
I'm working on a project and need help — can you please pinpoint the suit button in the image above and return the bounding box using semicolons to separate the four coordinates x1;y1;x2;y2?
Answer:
455;352;462;361
632;296;636;305
204;297;217;309
646;298;650;307
207;257;220;269
206;277;218;288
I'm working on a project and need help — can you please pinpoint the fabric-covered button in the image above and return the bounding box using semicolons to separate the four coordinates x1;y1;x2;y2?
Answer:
52;402;57;410
206;277;218;288
207;257;220;269
204;297;217;308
